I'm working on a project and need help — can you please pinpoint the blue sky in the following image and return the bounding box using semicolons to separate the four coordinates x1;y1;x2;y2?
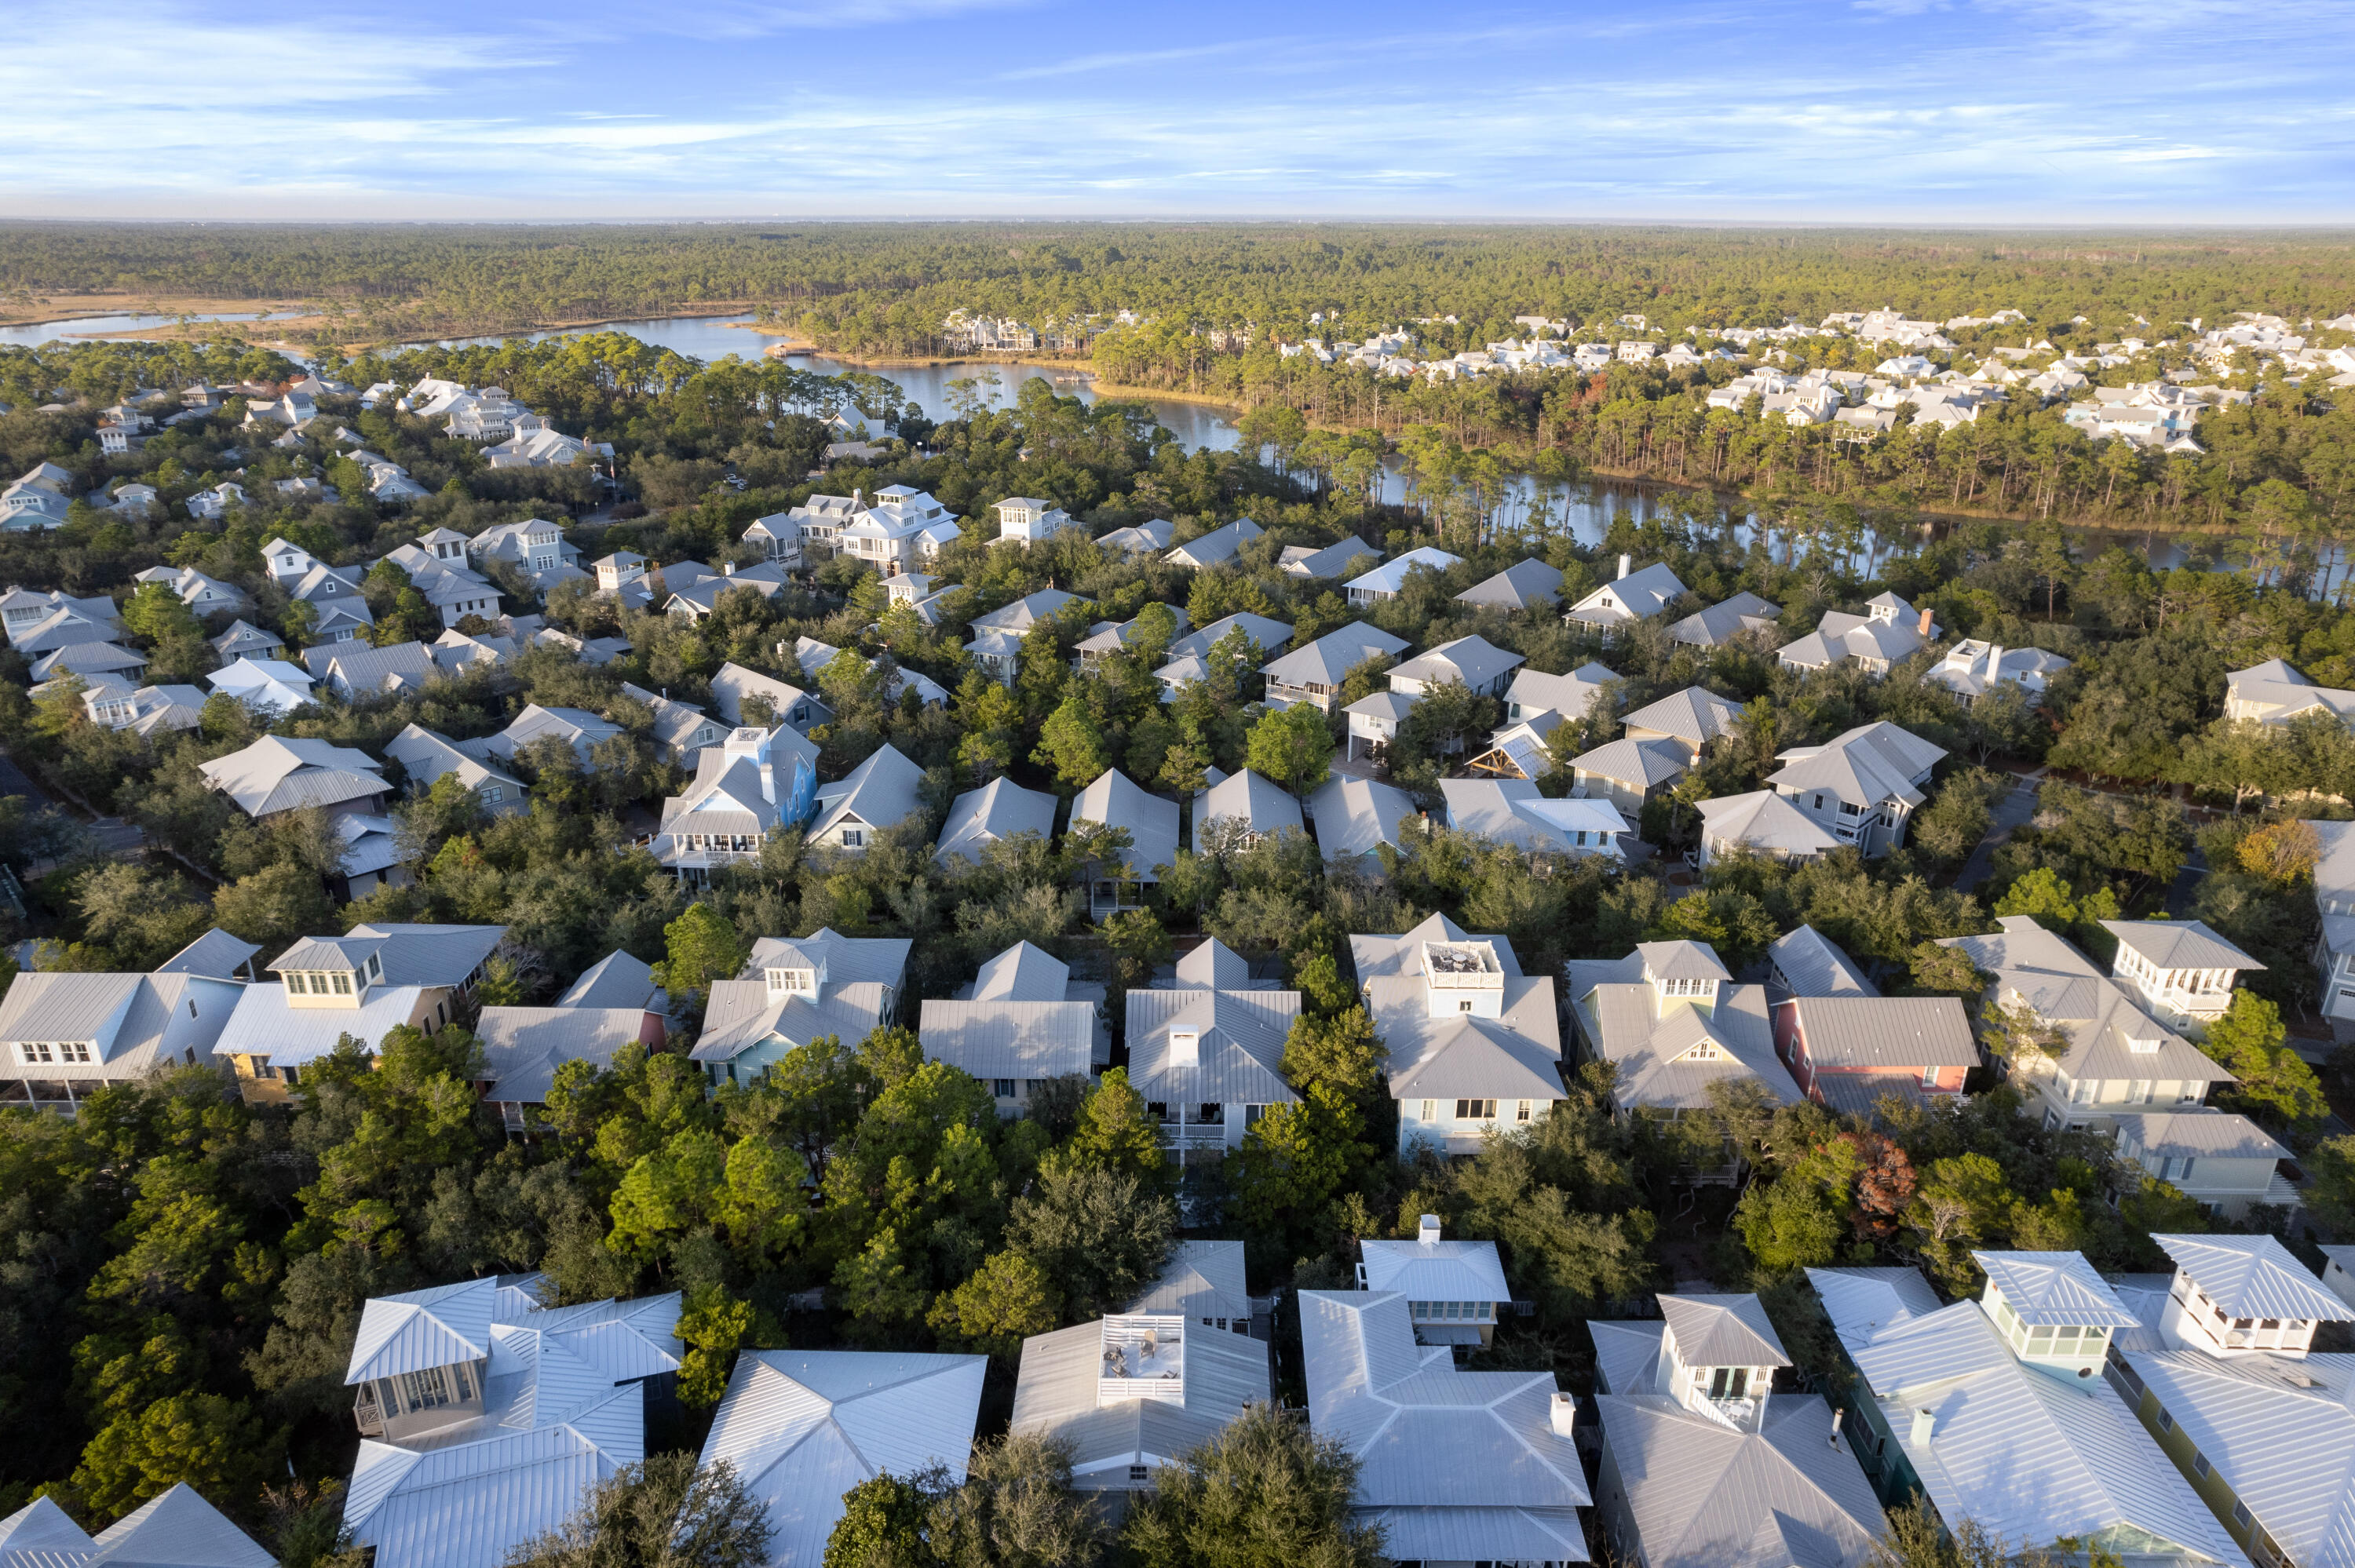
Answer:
5;0;2350;221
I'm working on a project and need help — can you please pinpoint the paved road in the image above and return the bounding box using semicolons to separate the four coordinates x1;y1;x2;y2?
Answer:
1953;770;2045;894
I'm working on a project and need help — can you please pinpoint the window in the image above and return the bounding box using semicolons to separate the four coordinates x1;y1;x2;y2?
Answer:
483;786;503;804
842;829;864;847
61;1041;90;1063
1517;1100;1532;1122
1812;793;1824;809
1419;1100;1437;1121
2232;1501;2251;1530
2156;1407;2174;1432
1128;1466;1148;1483
1459;999;1475;1013
2193;1449;2211;1479
2127;1079;2152;1104
1921;1066;1939;1089
2072;1078;2098;1104
992;1079;1017;1098
1455;1099;1498;1121
19;1041;52;1063
1708;1366;1748;1398
331;971;352;994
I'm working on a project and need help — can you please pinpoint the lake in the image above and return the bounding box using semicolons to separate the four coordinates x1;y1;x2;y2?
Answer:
0;310;311;349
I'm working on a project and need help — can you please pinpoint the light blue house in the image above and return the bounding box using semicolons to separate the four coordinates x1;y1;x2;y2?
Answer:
651;727;820;881
690;928;911;1085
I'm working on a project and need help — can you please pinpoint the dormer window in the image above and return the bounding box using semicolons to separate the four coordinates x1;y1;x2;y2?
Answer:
331;971;352;995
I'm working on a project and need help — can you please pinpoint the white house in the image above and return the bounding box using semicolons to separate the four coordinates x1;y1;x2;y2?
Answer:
1071;768;1181;915
1125;984;1302;1158
0;969;245;1114
935;776;1058;867
1565;556;1688;633
1258;622;1410;713
1344;545;1460;606
692;930;911;1087
1010;1312;1270;1493
1163;516;1265;570
1778;594;1939;676
2313;820;2355;1041
993;495;1075;545
1371;933;1565;1155
2099;920;2263;1030
809;743;927;852
1356;1216;1512;1347
1932;639;2073;704
1440;778;1628;865
1765;720;1948;857
921;941;1108;1117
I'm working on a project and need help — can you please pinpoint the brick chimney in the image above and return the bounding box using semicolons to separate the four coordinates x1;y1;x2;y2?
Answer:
1918;607;1934;636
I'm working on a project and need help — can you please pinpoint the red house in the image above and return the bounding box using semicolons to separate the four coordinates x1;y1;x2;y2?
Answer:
1769;995;1977;1114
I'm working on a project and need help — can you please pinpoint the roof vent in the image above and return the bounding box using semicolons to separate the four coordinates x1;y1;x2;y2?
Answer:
1418;1214;1444;1245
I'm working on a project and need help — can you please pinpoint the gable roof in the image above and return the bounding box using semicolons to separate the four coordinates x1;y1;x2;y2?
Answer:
2149;1234;2355;1322
2100;920;2265;973
1163;516;1265;568
1345;545;1460;595
1392;634;1525;691
1349;915;1522;983
935;777;1057;866
1567;561;1687;622
1281;536;1382;579
1010;1315;1272;1483
1455;557;1565;610
1309;775;1421;866
1766;926;1877;997
1665;591;1784;648
1125;987;1302;1105
1260;622;1410;687
812;744;926;839
1777;996;1977;1069
88;1485;276;1568
154;928;261;982
919;998;1100;1080
1374;975;1565;1102
557;950;662;1011
1127;1240;1251;1322
1071;768;1180;879
477;1008;656;1106
1591;1395;1882;1568
1621;685;1741;748
347;1277;498;1384
196;735;386;816
1769;722;1946;808
1577;979;1797;1111
699;1351;987;1568
1196;769;1302;838
1697;791;1842;858
1571;735;1689;788
1165;611;1294;662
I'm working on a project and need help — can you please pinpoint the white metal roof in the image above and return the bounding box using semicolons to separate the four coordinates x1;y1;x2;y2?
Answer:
348;1278;500;1384
1359;1235;1510;1303
1010;1316;1269;1484
2123;1348;2355;1567
1659;1294;1790;1369
87;1484;276;1568
1765;925;1877;997
2151;1234;2355;1322
1975;1252;2143;1327
1593;1394;1882;1568
1127;1240;1251;1322
700;1351;985;1568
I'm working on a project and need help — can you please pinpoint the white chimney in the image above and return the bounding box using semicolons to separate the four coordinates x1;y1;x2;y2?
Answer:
1418;1213;1443;1245
1168;1029;1200;1068
1829;1407;1844;1449
1910;1408;1935;1446
722;560;735;576
1550;1391;1577;1438
1617;552;1632;580
1984;642;2003;678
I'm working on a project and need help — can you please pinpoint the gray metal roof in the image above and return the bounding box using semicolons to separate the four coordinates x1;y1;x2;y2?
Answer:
1259;622;1409;687
557;950;662;1011
345;1395;641;1568
323;640;436;695
1659;1294;1789;1368
699;1351;985;1568
935;777;1057;866
2120;1347;2355;1567
1174;939;1253;990
693;981;892;1063
1636;941;1732;983
1071;768;1181;881
1309;775;1418;865
153;928;261;980
1196;769;1302;838
1124;988;1301;1105
812;743;926;840
1778;996;1977;1070
1299;1290;1588;1548
1163;516;1265;568
478;1008;657;1106
1010;1318;1270;1486
2149;1234;2355;1322
2111;1111;2291;1163
1359;1236;1510;1302
215;981;435;1067
1375;975;1565;1102
1765;925;1877;997
1351;916;1523;983
1769;721;1945;809
343;924;507;986
1570;736;1688;788
85;1484;276;1568
198;735;386;817
2100;920;2266;973
1391;634;1525;691
1580;981;1798;1112
966;941;1071;1001
1594;1394;1882;1568
1455;556;1564;609
1127;1240;1250;1322
1820;1293;2249;1566
1621;685;1738;746
919;999;1099;1080
1566;560;1687;622
1663;591;1784;649
1973;1252;2143;1327
1696;790;1842;858
1166;611;1293;662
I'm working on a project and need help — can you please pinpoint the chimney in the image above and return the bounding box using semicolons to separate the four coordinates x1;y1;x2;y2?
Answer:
1168;1028;1200;1068
722;560;734;576
1910;1408;1935;1446
1617;553;1632;580
1986;643;2003;677
1550;1391;1577;1438
1418;1214;1443;1245
1917;607;1933;636
1829;1407;1844;1450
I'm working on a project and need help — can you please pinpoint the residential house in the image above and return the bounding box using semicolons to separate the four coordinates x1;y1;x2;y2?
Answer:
1932;639;2073;704
1145;612;1292;698
772;493;863;560
207;656;316;716
470;516;579;578
1765;924;1877;998
1439;779;1628;866
1071;768;1180;915
616;682;728;763
1692;790;1843;868
650;727;822;880
383;725;527;815
210;618;284;662
2313;820;2355;1040
1125;982;1302;1158
1622;685;1742;764
1097;519;1175;556
79;679;207;737
1280;536;1381;581
708;661;825;731
0;461;73;529
1010;1313;1269;1493
920;942;1108;1117
484;425;611;469
0;969;244;1114
1373;932;1565;1155
1565;556;1689;634
1127;1240;1252;1331
310;640;437;700
790;638;948;707
1386;633;1524;702
1075;606;1192;670
0;1487;273;1568
476;1005;666;1133
2324;1247;2355;1311
2101;921;2265;1030
285;561;374;643
556;951;665;1012
993;495;1075;545
1341;689;1415;764
27;639;147;684
215;925;506;1100
1463;661;1619;780
133;563;246;618
341;1277;681;1568
2;586;121;651
1356;1216;1512;1347
184;482;248;521
809;743;926;852
841;485;959;576
199;734;387;822
1192;768;1302;849
1665;590;1783;651
591;551;655;609
936;776;1058;867
1570;736;1691;819
2222;659;2355;726
1258;622;1410;713
1937;917;2230;1132
1565;941;1798;1169
692;930;911;1087
1770;995;1977;1114
2109;1234;2355;1568
1811;1255;2252;1566
461;705;623;768
1163;516;1265;570
1344;545;1461;605
964;589;1094;685
1591;1294;1881;1568
1777;594;1940;676
429;627;514;675
1307;775;1421;874
1455;556;1565;611
1765;720;1947;857
2109;1114;2300;1219
1298;1290;1590;1566
152;928;262;983
699;1351;984;1568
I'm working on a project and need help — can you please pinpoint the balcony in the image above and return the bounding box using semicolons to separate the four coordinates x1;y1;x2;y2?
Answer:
1158;1121;1228;1150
